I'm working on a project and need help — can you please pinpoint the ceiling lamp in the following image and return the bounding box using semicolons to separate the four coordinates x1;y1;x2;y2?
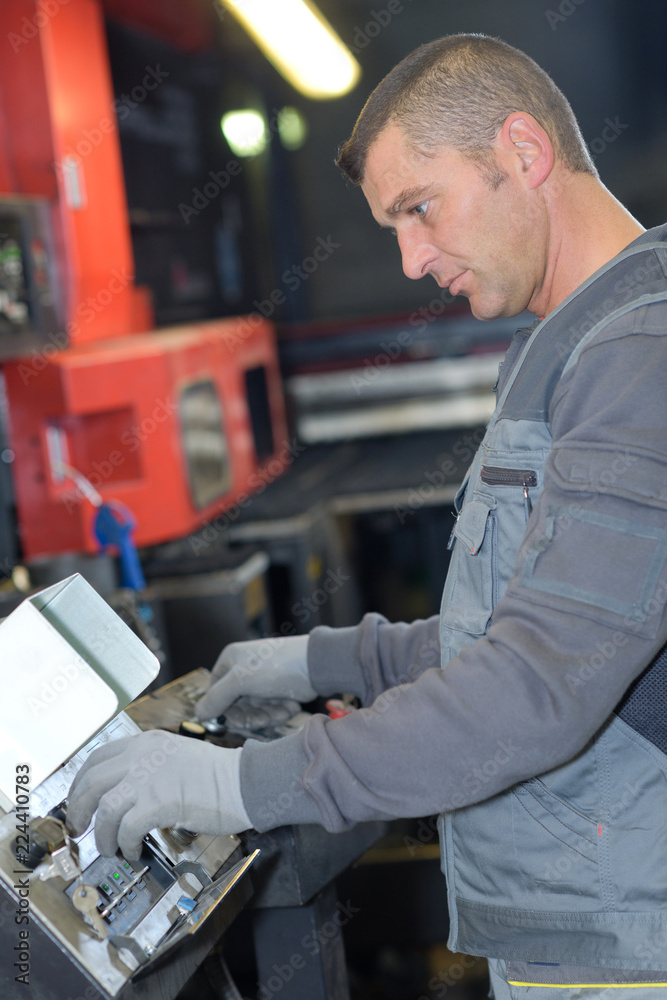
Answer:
220;0;361;100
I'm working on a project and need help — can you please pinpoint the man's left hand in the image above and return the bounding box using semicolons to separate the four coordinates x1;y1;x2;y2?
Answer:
67;729;251;860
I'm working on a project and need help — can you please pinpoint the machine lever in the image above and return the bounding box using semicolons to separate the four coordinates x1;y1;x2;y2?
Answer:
94;502;147;591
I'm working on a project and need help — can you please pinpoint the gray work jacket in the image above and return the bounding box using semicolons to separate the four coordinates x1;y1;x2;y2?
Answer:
441;224;667;974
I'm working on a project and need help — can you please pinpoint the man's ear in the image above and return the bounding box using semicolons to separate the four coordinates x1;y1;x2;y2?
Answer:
498;112;554;188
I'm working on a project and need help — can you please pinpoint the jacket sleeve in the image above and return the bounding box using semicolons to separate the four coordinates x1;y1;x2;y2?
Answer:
241;307;667;833
307;613;441;705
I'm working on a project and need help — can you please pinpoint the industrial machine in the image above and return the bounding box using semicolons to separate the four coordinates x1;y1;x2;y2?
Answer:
3;315;288;560
0;5;480;998
0;574;258;1000
0;0;290;574
0;574;387;1000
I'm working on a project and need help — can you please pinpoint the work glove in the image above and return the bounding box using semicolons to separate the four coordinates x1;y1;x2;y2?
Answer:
195;634;315;721
67;729;251;861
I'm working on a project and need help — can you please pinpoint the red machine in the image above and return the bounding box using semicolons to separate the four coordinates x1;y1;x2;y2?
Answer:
0;0;291;562
3;317;289;558
0;0;150;343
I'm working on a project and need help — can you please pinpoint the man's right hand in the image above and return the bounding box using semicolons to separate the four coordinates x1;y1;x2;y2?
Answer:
194;634;315;721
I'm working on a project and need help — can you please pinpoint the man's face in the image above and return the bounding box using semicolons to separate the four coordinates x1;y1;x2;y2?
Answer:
361;125;548;320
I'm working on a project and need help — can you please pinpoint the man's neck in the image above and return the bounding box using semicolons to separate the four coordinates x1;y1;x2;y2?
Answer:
534;171;645;316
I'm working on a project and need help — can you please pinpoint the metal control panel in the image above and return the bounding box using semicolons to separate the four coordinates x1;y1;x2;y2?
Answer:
0;712;257;1000
63;852;163;937
0;196;63;362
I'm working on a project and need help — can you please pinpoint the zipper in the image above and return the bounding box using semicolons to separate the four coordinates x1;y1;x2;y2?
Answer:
481;465;537;518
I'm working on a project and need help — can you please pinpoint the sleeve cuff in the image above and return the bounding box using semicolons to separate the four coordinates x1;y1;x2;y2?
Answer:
308;624;367;699
240;732;323;832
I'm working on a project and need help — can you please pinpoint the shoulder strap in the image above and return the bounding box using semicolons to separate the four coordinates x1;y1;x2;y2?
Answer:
493;226;667;426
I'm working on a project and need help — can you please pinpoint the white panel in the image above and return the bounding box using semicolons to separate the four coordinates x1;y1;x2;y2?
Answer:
0;603;118;811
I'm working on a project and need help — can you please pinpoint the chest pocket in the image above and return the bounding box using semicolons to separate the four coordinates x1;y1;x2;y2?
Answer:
441;492;496;636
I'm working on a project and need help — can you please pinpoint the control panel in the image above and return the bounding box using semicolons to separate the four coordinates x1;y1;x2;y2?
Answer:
0;196;63;361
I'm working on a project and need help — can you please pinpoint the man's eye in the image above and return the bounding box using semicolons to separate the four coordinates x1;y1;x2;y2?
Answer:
413;201;429;217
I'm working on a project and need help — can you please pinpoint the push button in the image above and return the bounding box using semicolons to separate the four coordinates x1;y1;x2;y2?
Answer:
98;881;115;900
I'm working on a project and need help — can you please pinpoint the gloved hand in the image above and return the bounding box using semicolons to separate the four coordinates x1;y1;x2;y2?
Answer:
195;634;315;721
67;729;251;861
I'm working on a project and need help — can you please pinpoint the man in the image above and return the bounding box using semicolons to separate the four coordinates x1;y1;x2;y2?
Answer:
69;35;667;997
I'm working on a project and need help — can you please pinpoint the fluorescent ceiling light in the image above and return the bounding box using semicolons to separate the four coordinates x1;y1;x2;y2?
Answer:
220;0;361;99
221;110;268;156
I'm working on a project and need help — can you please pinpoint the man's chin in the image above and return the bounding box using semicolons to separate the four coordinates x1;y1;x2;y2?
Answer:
468;294;522;322
467;297;500;322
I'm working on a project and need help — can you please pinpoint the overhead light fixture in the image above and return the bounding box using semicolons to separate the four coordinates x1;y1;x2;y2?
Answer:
220;0;361;100
221;110;268;157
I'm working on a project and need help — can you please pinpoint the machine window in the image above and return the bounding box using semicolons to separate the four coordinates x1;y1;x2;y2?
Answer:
180;380;231;509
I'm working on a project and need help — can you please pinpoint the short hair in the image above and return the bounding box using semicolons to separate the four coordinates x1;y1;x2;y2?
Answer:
337;33;597;186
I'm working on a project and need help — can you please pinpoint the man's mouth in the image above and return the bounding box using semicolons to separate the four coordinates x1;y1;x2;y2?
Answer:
447;271;468;296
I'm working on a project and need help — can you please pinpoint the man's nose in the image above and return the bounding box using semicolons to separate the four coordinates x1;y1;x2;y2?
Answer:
397;229;434;281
